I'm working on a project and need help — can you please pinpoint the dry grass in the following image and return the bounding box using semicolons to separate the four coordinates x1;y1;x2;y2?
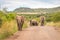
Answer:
0;19;29;40
46;22;60;27
0;20;18;40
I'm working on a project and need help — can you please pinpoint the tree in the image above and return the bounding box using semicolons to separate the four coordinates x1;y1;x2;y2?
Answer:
3;7;8;13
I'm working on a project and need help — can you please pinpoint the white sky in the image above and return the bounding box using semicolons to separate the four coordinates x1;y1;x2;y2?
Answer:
0;0;60;11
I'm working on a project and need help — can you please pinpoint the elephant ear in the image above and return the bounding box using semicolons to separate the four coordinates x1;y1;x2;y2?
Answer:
16;16;22;22
21;16;24;22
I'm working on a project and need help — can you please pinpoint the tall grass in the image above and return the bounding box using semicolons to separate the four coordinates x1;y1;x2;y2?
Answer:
46;22;60;27
0;11;18;40
0;20;18;40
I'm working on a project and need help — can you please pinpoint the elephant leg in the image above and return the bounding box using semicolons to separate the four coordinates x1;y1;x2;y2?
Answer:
17;23;21;31
20;22;24;31
30;21;32;26
41;22;44;26
16;20;21;31
17;22;22;31
19;23;23;31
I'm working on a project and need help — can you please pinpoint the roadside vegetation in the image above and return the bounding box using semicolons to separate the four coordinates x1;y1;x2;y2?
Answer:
0;11;17;40
0;10;60;40
45;12;60;27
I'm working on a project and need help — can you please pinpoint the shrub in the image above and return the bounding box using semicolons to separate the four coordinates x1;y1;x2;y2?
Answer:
52;12;60;22
0;19;2;28
0;11;17;39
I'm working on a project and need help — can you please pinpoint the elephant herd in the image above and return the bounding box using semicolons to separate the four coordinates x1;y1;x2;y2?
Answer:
16;15;45;31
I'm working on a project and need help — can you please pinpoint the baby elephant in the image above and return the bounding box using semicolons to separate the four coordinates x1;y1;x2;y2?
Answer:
16;15;24;31
30;20;38;26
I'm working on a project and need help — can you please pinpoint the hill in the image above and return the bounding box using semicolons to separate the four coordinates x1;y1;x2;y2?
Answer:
14;7;60;13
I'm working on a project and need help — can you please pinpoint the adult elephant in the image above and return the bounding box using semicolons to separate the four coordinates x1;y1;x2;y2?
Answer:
30;19;38;26
16;15;24;31
40;16;45;26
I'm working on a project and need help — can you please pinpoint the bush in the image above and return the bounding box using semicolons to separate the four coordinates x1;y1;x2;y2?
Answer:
6;13;16;21
52;12;60;22
0;19;2;28
0;11;17;39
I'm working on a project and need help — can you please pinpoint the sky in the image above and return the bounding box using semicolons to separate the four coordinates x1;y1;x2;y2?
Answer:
0;0;60;11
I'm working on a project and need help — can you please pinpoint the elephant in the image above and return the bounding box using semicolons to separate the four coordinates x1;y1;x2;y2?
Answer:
16;15;24;31
30;20;38;26
40;16;45;26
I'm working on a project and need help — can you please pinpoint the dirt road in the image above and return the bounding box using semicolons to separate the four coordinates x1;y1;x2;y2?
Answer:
6;26;60;40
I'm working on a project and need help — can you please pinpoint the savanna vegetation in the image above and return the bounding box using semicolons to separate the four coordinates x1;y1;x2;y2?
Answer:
0;11;18;40
0;11;40;40
0;7;60;40
45;12;60;27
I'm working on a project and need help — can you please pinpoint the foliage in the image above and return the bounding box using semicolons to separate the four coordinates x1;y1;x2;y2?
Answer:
5;13;16;21
0;19;2;28
46;12;60;27
19;14;40;21
52;12;60;22
45;15;52;22
45;12;60;22
0;11;17;40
